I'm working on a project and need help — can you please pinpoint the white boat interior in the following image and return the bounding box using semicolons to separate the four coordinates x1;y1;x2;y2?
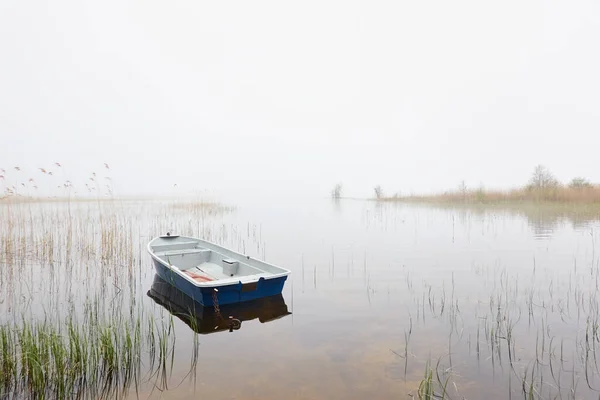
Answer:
149;235;288;286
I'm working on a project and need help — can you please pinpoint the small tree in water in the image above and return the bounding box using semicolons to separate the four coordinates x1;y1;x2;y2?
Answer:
331;183;343;199
374;185;383;200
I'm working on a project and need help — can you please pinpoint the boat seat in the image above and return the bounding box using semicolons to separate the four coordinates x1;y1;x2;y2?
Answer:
213;273;272;285
155;248;210;257
193;263;230;280
152;241;200;252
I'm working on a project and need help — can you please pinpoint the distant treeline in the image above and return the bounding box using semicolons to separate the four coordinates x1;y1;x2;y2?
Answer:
376;165;600;204
328;165;599;204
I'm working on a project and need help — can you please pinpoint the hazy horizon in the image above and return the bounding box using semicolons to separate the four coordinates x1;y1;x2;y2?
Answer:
2;0;599;200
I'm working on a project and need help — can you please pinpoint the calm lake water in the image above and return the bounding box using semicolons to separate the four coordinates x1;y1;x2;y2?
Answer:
2;198;600;399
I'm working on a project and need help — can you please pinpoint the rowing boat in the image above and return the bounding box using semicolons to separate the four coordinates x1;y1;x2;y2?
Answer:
147;234;290;306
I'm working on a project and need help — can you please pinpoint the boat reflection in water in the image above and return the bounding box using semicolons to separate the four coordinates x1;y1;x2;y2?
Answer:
147;274;291;334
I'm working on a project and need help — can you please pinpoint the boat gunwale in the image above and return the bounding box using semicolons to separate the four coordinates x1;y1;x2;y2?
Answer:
147;235;290;288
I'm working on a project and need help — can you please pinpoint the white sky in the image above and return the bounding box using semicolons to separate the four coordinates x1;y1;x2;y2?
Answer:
1;0;599;199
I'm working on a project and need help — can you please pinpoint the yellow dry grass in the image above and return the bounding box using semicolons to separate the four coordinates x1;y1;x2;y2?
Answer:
384;186;600;205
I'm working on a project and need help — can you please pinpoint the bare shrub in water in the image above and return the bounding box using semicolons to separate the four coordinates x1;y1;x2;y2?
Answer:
374;185;383;200
331;183;343;199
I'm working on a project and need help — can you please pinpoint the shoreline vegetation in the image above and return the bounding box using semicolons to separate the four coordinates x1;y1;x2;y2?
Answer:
382;185;600;205
365;165;600;206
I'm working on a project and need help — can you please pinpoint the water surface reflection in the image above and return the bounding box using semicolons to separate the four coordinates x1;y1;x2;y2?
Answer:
147;274;291;334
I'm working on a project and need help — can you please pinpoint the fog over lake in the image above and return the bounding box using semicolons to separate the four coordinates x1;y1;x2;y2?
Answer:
2;0;600;200
2;1;600;399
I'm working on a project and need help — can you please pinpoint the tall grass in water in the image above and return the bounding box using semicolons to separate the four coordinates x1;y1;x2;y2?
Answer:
393;231;600;399
416;359;451;399
0;196;237;399
0;306;178;399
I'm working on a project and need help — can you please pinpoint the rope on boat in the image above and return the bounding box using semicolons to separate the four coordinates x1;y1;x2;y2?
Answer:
212;288;241;332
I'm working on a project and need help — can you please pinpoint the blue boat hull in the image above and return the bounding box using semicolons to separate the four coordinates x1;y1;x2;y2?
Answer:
152;258;288;306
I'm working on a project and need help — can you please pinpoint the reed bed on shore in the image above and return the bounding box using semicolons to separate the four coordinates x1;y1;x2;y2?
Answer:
384;186;600;205
378;165;600;205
